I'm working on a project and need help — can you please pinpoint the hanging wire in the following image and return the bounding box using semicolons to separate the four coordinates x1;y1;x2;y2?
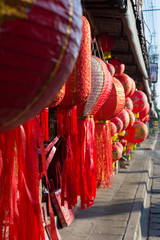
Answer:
91;37;102;59
82;0;104;61
91;38;95;55
94;39;102;59
99;46;105;61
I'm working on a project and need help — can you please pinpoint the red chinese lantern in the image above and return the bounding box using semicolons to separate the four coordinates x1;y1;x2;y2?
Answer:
117;109;130;130
0;0;82;133
106;63;115;77
126;109;135;129
111;117;123;133
94;77;125;121
125;97;133;111
49;84;65;108
112;143;123;162
77;56;112;116
110;121;117;136
139;102;150;120
125;121;148;143
131;90;148;113
142;114;150;123
56;15;91;209
58;16;91;109
115;141;123;152
77;56;113;208
117;73;133;97
86;57;114;190
97;34;115;51
128;78;136;97
108;58;125;77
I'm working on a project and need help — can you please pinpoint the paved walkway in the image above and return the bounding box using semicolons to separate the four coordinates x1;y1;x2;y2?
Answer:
58;134;158;240
148;134;160;240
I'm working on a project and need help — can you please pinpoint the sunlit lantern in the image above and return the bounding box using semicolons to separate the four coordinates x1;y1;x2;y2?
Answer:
115;141;123;152
125;97;133;111
112;143;123;162
126;109;135;129
90;58;114;190
77;56;113;116
117;109;130;130
117;73;133;97
77;55;113;208
110;121;117;137
128;78;136;97
94;77;125;121
111;117;123;133
130;90;148;113
125;121;148;143
58;16;91;109
139;102;150;120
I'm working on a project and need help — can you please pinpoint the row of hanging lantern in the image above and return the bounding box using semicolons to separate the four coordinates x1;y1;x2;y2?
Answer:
108;61;149;163
95;35;150;162
49;19;151;209
0;5;151;238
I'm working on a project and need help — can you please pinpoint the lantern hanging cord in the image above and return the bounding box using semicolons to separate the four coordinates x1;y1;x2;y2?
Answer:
94;39;102;59
99;46;105;61
91;38;95;54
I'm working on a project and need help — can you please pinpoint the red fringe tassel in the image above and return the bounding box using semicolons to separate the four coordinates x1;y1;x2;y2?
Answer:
77;118;96;209
57;108;97;209
39;107;49;141
95;121;113;189
0;118;58;240
57;107;78;208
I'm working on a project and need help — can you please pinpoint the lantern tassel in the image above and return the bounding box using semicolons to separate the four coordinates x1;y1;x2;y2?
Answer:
0;118;58;240
77;117;96;209
0;130;15;240
95;121;113;189
57;108;78;208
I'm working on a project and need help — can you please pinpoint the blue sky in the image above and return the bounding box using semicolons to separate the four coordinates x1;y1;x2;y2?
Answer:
142;1;160;108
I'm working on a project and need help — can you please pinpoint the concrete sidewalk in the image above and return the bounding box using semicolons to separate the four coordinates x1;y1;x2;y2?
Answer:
58;134;158;240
